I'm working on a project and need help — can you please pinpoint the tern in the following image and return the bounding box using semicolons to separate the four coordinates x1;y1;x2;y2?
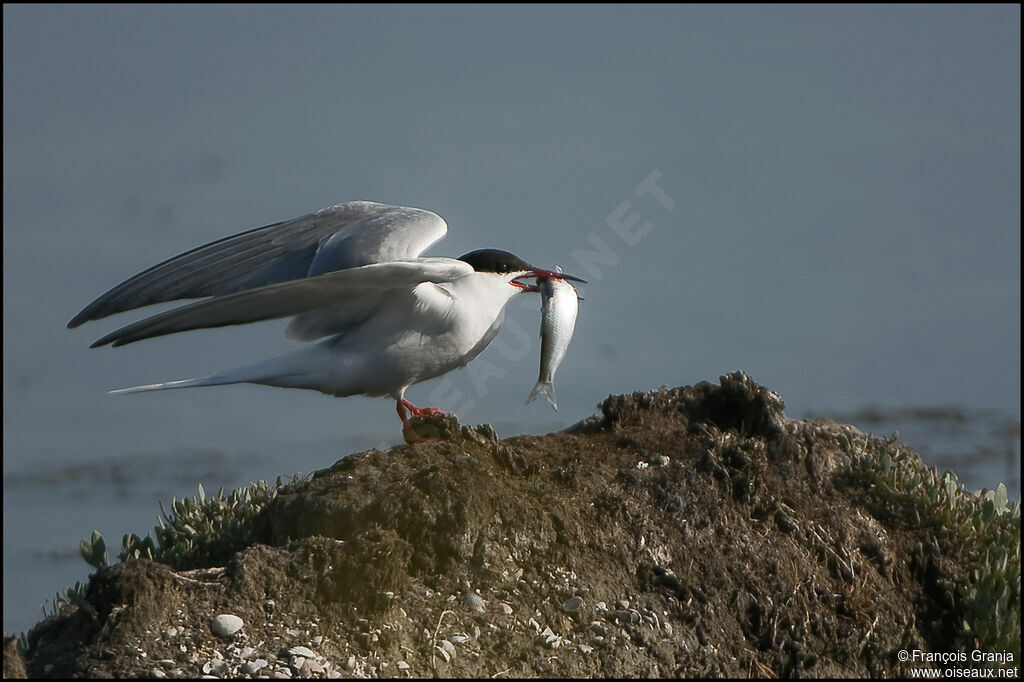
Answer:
68;200;585;443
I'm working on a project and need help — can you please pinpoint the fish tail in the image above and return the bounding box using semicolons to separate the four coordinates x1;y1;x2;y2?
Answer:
526;381;558;411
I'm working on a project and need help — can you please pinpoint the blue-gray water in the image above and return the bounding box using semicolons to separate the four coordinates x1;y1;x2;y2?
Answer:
3;5;1019;636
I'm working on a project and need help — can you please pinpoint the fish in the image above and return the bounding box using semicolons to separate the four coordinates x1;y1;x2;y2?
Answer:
526;276;579;410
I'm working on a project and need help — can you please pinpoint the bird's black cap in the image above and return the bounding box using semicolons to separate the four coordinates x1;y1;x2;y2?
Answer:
457;249;533;274
459;248;588;284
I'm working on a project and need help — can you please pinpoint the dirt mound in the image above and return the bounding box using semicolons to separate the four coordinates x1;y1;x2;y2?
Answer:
7;372;1019;678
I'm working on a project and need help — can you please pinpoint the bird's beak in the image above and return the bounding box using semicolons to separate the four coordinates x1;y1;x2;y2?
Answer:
532;267;587;284
512;267;587;289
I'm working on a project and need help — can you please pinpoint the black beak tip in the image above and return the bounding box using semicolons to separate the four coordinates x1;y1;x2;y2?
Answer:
526;266;587;285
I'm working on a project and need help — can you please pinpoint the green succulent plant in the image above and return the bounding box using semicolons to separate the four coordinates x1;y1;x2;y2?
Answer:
21;478;298;657
79;530;108;569
114;477;295;570
841;432;1021;661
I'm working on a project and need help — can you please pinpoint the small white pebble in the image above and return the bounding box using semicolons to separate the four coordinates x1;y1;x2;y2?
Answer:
240;661;265;675
211;614;244;639
202;660;228;676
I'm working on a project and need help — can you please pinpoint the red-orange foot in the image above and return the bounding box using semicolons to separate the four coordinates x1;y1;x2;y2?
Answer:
401;399;446;418
396;398;441;443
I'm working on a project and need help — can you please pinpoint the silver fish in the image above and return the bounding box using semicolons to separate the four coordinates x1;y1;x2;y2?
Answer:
526;277;579;410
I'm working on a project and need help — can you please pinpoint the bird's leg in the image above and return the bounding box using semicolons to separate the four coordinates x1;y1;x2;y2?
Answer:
396;399;438;444
401;399;446;418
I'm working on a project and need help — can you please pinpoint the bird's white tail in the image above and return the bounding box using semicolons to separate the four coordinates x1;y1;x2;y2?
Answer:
107;343;350;397
108;375;236;395
526;381;558;411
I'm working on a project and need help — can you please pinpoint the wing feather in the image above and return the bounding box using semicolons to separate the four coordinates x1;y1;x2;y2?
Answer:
89;259;472;348
68;201;448;327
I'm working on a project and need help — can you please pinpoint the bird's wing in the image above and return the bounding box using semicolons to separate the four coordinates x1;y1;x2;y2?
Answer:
89;258;473;348
68;201;448;327
283;301;382;342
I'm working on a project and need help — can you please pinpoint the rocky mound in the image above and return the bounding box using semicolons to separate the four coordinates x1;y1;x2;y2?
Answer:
5;372;1019;678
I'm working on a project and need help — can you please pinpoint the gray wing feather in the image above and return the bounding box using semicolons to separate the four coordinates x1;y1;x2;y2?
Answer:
284;302;379;342
68;201;448;327
90;259;472;348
